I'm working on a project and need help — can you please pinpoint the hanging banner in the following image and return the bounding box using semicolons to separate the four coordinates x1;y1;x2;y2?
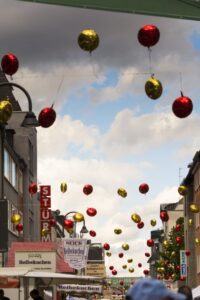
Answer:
180;250;187;277
62;239;89;270
40;185;52;242
85;263;106;277
57;284;103;294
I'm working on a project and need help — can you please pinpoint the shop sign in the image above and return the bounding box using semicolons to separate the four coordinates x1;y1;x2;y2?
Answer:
180;250;187;277
15;251;56;272
57;284;103;294
85;263;106;277
40;185;52;242
63;239;89;270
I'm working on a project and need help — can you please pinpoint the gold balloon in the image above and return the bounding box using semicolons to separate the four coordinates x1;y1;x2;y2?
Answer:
11;213;21;224
190;203;199;213
145;76;162;100
117;188;127;198
178;185;187;196
128;268;134;273
127;259;133;263
41;228;49;236
78;29;99;52
195;238;200;246
150;219;157;226
0;100;12;123
188;218;193;226
171;273;177;281
114;228;122;235
106;252;112;257
171;251;176;257
66;228;74;234
131;213;141;223
162;240;169;249
122;265;127;269
73;212;84;222
60;182;67;193
122;243;129;251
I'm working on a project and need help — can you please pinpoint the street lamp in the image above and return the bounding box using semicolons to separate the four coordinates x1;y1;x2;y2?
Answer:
0;81;39;266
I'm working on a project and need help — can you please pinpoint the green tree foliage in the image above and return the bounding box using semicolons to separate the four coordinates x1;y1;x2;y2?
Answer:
156;217;185;281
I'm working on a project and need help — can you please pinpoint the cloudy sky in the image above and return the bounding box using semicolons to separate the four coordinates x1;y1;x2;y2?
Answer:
2;0;200;278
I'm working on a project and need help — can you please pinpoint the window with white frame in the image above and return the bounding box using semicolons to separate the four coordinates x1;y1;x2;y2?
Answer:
4;148;22;192
8;201;23;236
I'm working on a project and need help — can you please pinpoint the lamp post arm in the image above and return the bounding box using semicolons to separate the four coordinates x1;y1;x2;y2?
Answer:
0;82;33;112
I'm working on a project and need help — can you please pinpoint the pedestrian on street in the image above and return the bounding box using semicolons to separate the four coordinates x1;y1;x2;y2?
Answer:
0;289;10;300
178;285;193;300
30;289;44;300
125;278;186;300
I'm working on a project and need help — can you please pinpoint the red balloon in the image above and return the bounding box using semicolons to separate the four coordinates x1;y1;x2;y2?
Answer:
89;230;96;237
175;224;181;232
138;263;142;268
147;239;154;247
38;107;56;128
118;253;124;258
63;219;74;229
139;183;149;194
172;96;193;118
86;207;97;217
103;243;110;251
176;236;183;245
50;219;56;227
180;276;186;281
164;274;170;280
138;24;160;47
176;265;180;271
137;221;144;229
109;266;114;270
83;184;93;195
1;53;19;75
29;183;38;194
112;270;117;276
120;281;124;286
160;211;169;222
16;223;23;232
145;252;150;257
185;250;191;256
143;269;149;275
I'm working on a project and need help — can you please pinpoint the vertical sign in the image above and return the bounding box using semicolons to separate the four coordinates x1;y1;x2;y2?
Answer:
180;250;187;277
40;185;51;242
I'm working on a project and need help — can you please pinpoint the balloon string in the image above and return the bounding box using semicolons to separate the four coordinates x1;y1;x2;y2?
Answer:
89;52;98;79
179;72;183;95
51;75;65;107
148;47;153;76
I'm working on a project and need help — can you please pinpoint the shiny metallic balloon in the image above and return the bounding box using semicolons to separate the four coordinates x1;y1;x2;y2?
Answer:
150;219;157;226
0;100;12;123
11;213;21;224
189;203;199;213
114;228;122;235
78;29;99;52
145;77;162;100
60;182;67;193
178;185;187;196
122;243;129;251
117;188;127;198
73;212;84;222
131;213;141;223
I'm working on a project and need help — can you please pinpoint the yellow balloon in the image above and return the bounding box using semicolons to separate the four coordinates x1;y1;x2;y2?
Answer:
178;185;187;196
122;243;129;251
60;182;67;193
131;213;141;223
73;212;84;222
122;265;127;269
78;29;99;52
11;214;21;224
0;100;12;123
127;259;133;263
41;228;49;236
150;219;157;226
114;228;122;235
117;188;127;198
195;238;200;246
128;268;134;273
188;218;193;226
162;240;169;249
145;76;163;100
106;252;112;257
190;204;199;213
171;251;176;257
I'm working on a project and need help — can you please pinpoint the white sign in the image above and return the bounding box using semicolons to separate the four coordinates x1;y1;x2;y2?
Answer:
15;251;56;272
62;239;89;270
180;250;187;277
57;284;103;294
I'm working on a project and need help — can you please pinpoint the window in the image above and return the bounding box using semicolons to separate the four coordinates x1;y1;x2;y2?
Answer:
4;147;22;191
8;201;23;236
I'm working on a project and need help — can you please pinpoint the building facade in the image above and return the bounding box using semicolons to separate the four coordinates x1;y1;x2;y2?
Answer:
0;70;40;265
